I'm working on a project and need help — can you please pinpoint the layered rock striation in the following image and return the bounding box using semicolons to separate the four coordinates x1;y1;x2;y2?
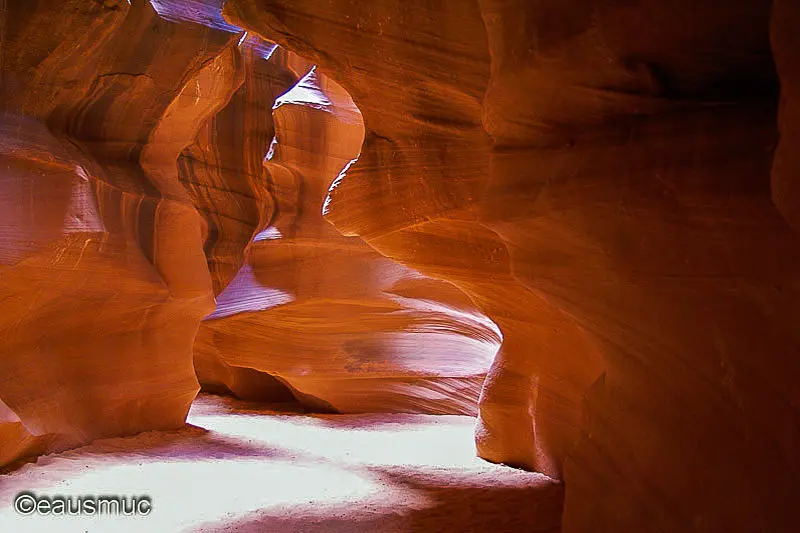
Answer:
194;67;502;414
0;0;502;469
0;0;290;468
225;0;800;531
2;1;798;532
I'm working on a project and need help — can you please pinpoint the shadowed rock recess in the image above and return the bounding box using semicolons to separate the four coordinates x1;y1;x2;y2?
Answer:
0;0;798;532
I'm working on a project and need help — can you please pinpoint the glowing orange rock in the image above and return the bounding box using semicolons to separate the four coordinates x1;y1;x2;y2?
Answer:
225;1;800;531
0;0;247;467
195;68;502;414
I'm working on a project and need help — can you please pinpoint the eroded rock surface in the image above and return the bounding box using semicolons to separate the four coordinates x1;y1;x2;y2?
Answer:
0;0;282;467
194;68;502;414
224;0;605;481
0;0;501;470
226;0;800;531
2;1;799;532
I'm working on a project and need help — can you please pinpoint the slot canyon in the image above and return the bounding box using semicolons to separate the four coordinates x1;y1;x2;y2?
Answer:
0;0;798;531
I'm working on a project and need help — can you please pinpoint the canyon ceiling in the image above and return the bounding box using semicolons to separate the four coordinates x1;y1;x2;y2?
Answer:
1;1;798;532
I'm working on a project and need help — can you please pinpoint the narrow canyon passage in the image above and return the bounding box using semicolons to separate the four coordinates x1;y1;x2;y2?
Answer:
1;0;799;532
0;1;562;531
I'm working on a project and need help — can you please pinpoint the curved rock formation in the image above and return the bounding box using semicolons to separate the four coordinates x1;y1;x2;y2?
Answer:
224;0;800;531
223;0;605;480
177;39;299;294
194;67;502;414
0;0;272;467
2;1;799;531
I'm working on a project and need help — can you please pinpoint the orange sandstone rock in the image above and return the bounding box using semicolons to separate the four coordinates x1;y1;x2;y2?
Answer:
225;0;800;531
194;68;502;414
0;0;247;467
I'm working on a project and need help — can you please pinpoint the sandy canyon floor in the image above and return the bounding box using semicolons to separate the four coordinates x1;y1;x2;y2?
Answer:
0;394;563;532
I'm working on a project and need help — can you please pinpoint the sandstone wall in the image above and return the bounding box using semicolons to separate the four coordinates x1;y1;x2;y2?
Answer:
225;0;800;530
194;66;502;415
0;0;279;467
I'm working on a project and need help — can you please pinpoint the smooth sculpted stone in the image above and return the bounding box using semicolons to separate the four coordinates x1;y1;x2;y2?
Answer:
195;68;502;414
225;1;800;532
0;111;209;467
177;39;298;294
224;0;604;479
0;0;284;467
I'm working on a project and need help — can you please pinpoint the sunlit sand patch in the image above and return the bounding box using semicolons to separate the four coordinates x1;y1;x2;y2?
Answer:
0;394;562;532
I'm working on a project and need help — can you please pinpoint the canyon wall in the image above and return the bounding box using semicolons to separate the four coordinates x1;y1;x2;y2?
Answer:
0;0;502;469
1;1;798;531
0;0;280;467
224;0;800;531
195;67;502;414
